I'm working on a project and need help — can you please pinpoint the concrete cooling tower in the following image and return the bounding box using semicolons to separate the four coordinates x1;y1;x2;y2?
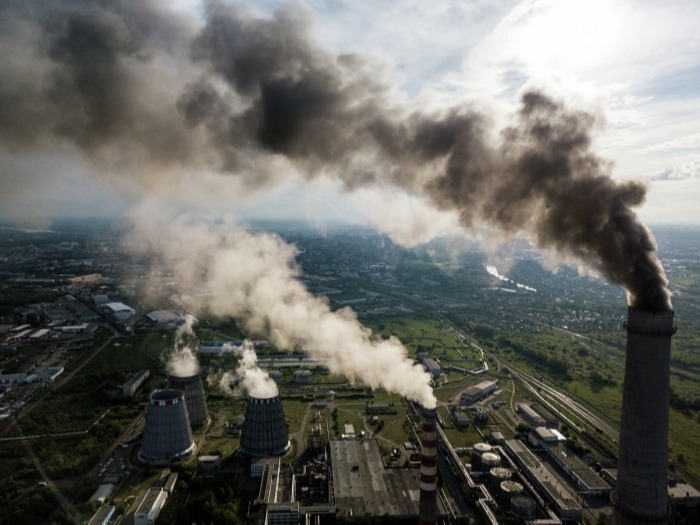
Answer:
238;395;290;457
139;389;196;465
168;374;210;429
614;307;676;525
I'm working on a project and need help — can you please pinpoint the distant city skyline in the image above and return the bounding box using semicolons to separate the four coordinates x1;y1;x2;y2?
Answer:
1;0;699;232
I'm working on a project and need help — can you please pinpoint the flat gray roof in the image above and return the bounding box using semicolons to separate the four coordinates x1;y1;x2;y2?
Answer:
546;443;609;491
505;440;581;517
331;439;434;518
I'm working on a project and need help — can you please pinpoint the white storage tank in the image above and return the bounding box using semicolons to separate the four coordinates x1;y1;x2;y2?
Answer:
488;466;511;488
481;452;500;469
499;480;523;501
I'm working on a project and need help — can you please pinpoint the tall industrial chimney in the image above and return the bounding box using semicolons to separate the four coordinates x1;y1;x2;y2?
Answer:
419;407;438;525
614;307;676;524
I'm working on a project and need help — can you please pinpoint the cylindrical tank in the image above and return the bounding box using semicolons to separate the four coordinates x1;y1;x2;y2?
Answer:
511;495;537;520
471;442;492;470
615;307;675;524
168;374;210;429
481;452;500;469
139;389;196;464
499;480;523;501
489;466;511;489
239;395;290;457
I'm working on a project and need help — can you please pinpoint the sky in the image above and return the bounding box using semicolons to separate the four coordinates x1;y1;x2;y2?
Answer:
1;0;699;228
0;0;689;399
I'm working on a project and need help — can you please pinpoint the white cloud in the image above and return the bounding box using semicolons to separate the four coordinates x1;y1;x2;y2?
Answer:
652;161;700;181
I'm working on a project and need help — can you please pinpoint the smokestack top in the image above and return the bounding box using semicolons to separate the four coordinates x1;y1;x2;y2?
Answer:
421;406;437;418
624;307;676;337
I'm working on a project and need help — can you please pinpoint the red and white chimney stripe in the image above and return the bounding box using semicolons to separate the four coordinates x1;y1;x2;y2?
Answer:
419;407;438;525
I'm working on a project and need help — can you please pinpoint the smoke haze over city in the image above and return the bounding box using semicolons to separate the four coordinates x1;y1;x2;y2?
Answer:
0;0;695;398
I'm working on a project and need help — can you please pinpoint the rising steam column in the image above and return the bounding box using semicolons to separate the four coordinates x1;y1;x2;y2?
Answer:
614;307;676;524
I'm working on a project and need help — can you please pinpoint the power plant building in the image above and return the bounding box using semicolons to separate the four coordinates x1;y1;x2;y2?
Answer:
101;302;135;322
516;403;546;427
123;369;150;397
329;438;446;521
460;380;497;405
505;439;582;521
293;370;313;383
139;389;196;465
134;487;167;525
422;358;441;379
144;310;184;328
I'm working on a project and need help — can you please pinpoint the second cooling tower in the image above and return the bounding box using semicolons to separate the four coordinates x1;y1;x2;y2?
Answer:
239;395;290;457
168;374;210;429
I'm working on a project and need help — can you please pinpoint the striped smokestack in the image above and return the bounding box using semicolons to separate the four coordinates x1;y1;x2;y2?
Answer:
614;307;676;524
419;407;438;525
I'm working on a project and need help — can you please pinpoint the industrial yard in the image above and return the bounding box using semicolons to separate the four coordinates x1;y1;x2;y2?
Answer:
1;221;699;524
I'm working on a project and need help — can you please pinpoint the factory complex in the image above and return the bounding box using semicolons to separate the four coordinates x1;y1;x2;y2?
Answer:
110;310;696;525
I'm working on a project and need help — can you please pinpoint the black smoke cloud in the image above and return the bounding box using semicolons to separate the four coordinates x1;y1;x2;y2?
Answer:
0;0;671;311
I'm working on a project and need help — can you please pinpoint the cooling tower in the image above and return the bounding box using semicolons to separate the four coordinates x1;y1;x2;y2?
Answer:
139;389;196;465
168;374;210;429
238;395;290;457
419;407;438;525
614;307;675;524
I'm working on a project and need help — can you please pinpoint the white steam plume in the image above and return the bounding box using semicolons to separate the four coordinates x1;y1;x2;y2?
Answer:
217;341;279;399
166;313;200;377
132;214;436;408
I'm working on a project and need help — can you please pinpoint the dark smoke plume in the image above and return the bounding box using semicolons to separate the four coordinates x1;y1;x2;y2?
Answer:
0;1;671;311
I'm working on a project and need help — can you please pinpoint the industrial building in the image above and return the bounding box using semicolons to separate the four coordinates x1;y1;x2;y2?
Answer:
538;441;610;496
87;505;115;525
516;403;546;427
293;369;313;383
504;439;582;521
89;483;115;504
422;357;441;379
123;369;150;397
133;487;167;525
268;370;284;383
101;302;135;322
530;403;559;428
196;455;221;477
144;310;184;328
460;380;497;405
452;409;470;429
330;438;446;521
252;457;280;479
669;482;700;510
138;389;196;465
